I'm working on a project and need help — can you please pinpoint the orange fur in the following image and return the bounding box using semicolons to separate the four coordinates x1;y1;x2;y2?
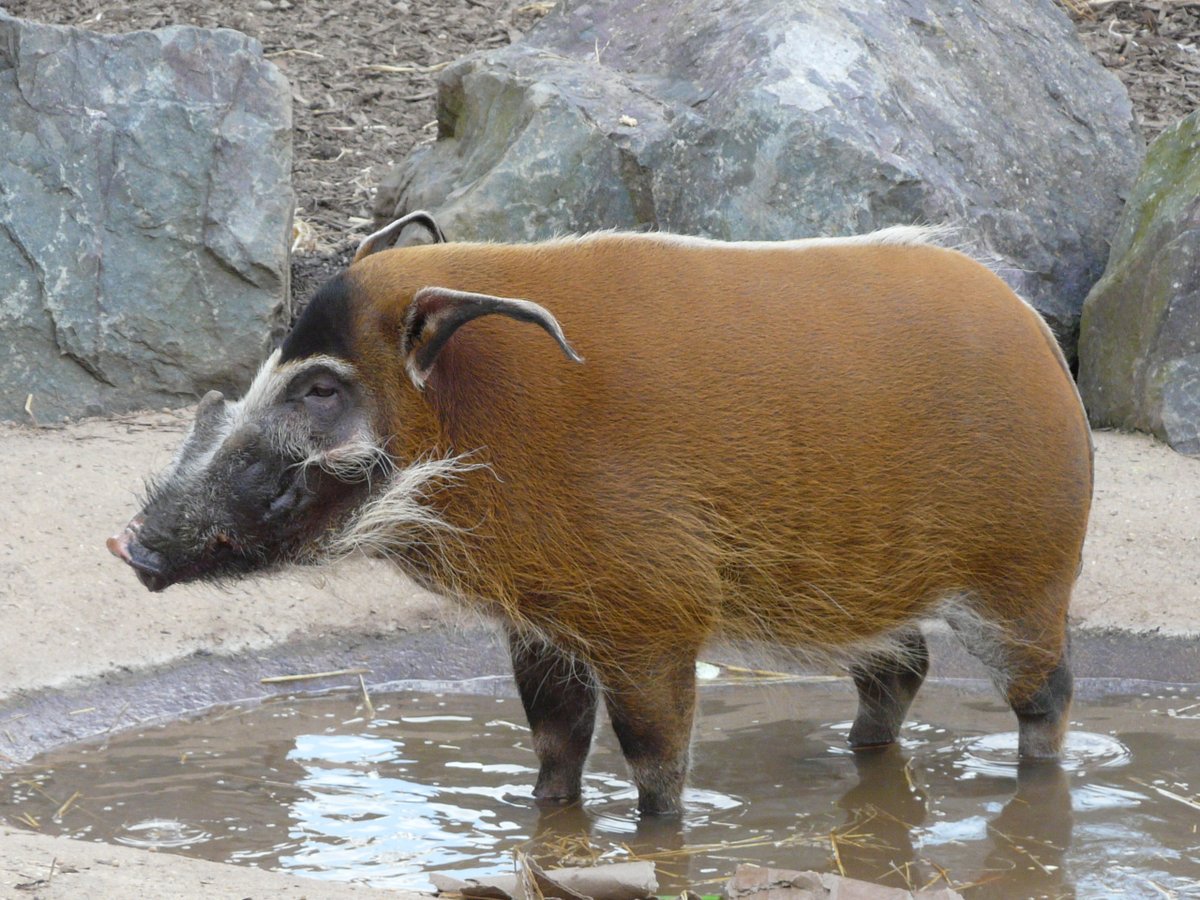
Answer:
345;233;1092;694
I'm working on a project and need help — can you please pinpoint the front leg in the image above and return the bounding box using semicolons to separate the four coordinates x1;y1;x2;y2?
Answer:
599;651;698;816
507;629;599;804
848;628;929;749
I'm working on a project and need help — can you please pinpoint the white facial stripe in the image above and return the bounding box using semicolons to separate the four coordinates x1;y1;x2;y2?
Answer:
166;353;361;484
227;349;283;432
172;351;286;481
229;353;359;430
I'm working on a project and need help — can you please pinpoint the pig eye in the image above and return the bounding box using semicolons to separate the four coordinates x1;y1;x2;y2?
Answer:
299;376;344;419
292;371;346;417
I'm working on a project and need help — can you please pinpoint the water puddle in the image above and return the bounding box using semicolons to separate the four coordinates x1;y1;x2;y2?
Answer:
1;677;1198;897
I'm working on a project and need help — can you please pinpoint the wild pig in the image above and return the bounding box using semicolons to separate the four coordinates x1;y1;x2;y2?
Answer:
109;223;1092;814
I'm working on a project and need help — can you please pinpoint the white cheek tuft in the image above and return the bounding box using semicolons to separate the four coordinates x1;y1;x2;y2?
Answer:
322;452;487;561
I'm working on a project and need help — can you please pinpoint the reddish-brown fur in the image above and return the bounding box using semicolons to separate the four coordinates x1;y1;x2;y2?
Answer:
342;233;1092;810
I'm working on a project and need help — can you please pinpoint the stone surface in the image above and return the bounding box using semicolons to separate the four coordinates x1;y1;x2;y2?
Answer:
377;0;1142;357
1078;110;1200;455
725;864;964;900
0;12;292;423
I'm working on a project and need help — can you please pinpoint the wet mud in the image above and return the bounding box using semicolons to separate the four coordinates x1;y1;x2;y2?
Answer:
2;669;1197;898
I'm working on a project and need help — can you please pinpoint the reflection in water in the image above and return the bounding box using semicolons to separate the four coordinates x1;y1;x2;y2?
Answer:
523;800;693;885
831;746;1078;898
527;802;690;862
835;745;929;888
978;764;1073;900
1;681;1197;897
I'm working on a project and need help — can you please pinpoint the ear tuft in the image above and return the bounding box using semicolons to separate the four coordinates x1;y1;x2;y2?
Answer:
403;287;584;390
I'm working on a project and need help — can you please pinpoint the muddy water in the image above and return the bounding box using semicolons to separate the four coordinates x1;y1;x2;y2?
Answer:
1;676;1197;897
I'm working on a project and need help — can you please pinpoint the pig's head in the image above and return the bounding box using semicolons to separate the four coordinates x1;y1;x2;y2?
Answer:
108;274;385;591
108;257;581;592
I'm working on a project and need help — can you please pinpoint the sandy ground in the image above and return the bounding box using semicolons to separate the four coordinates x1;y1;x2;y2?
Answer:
0;409;449;700
0;827;394;898
1077;430;1200;632
0;415;1197;896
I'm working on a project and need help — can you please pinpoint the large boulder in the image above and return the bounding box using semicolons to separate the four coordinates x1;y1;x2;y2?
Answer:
377;0;1142;357
0;12;292;423
1078;112;1200;455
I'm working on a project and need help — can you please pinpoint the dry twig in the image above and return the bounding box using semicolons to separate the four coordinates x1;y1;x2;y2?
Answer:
260;666;371;684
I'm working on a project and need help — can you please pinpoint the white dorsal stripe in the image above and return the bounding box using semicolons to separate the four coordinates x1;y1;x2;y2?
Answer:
515;223;959;252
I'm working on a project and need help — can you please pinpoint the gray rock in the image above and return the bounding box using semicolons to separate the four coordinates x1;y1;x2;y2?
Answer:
0;12;292;423
1078;111;1200;455
377;0;1142;357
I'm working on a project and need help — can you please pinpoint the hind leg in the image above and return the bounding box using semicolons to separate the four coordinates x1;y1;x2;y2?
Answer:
1006;641;1073;759
948;592;1073;759
848;628;929;749
507;630;599;803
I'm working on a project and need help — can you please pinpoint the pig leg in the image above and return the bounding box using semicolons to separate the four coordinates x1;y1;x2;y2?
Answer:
1008;585;1074;759
599;654;698;816
507;630;599;803
847;628;929;749
1004;639;1073;760
951;586;1073;759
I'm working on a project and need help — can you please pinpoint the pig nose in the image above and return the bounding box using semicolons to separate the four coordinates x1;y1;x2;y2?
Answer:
105;533;131;563
106;515;144;563
107;517;171;591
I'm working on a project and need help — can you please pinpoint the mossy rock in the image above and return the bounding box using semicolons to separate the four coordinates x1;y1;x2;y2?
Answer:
1078;111;1200;454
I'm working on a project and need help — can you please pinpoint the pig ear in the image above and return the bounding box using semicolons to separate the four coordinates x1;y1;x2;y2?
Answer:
354;211;447;261
402;287;584;390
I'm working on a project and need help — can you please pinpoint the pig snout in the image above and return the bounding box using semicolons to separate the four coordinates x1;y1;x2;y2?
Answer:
106;517;171;593
105;514;142;564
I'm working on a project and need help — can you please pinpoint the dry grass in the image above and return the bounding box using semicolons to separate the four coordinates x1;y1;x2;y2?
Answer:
358;673;376;719
1058;0;1097;20
259;666;371;684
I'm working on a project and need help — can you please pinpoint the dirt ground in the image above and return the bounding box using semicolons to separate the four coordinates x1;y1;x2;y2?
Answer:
3;1;1200;896
1074;0;1200;136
